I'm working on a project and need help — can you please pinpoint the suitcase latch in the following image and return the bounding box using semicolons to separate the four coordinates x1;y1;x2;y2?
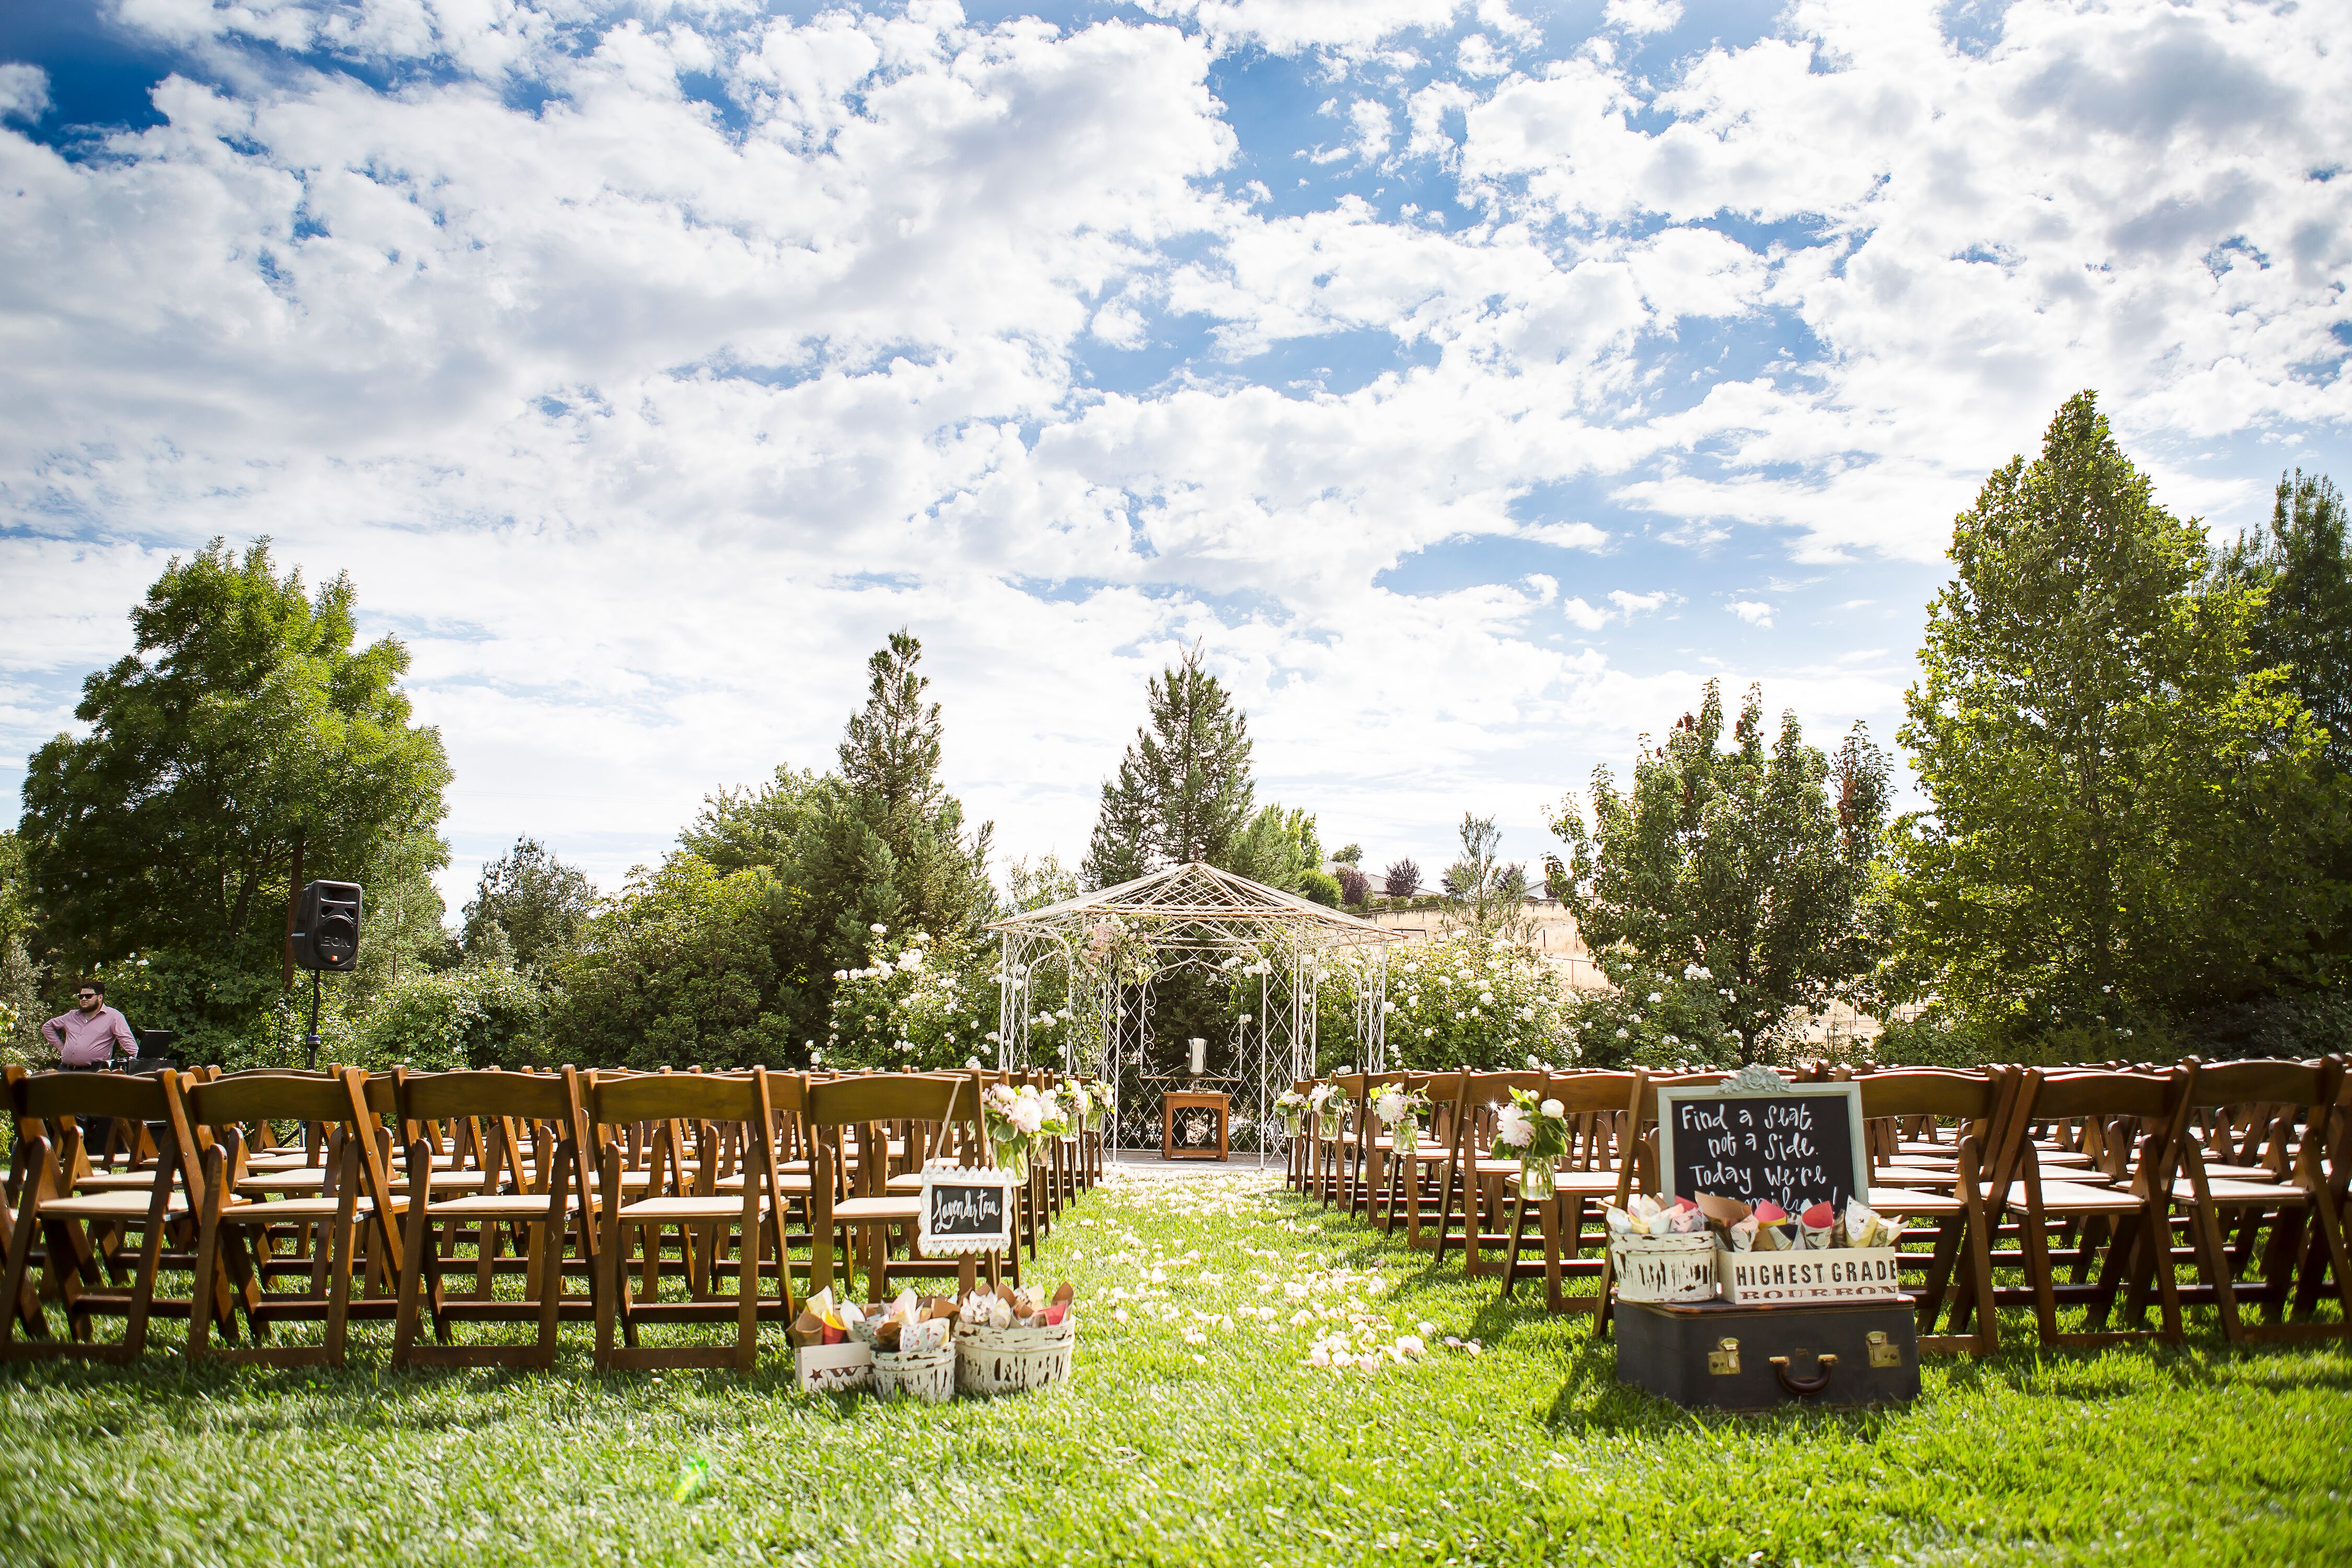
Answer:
1707;1337;1740;1376
1866;1331;1901;1369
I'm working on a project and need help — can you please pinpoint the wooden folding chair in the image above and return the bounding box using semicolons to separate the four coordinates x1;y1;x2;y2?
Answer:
808;1074;988;1303
1379;1071;1464;1246
184;1068;406;1367
392;1067;595;1369
1998;1067;2188;1348
1434;1070;1543;1277
590;1069;790;1372
1852;1067;2004;1355
1500;1070;1646;1315
2167;1057;2351;1344
0;1070;192;1362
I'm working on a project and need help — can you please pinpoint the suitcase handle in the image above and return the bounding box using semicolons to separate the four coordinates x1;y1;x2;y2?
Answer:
1769;1353;1838;1398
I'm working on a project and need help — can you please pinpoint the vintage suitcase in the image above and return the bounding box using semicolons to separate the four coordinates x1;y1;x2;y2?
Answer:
1615;1296;1920;1410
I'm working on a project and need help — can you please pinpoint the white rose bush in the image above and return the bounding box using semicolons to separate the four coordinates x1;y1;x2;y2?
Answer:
825;928;996;1070
1382;932;1575;1071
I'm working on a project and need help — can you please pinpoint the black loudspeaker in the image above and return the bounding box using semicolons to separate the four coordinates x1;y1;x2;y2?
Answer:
292;880;363;972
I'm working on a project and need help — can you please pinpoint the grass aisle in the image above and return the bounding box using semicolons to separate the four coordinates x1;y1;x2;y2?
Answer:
2;1168;2347;1566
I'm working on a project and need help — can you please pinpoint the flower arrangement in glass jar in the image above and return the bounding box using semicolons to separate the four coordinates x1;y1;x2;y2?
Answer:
1371;1082;1432;1152
1273;1088;1310;1136
983;1083;1051;1182
1489;1088;1571;1201
1308;1081;1343;1137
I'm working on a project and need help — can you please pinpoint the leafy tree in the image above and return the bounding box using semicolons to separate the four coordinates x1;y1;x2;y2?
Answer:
1083;645;1255;883
1553;681;1891;1064
16;540;451;1060
348;826;453;1006
1896;394;2346;1039
355;962;543;1071
1560;948;1738;1069
1382;858;1422;899
462;835;596;968
535;855;803;1071
1335;865;1369;907
1230;804;1323;894
680;766;826;874
1332;844;1363;866
1440;813;1527;938
1002;854;1081;914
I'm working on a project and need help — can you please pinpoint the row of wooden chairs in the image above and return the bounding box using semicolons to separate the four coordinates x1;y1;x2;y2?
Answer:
1284;1057;2352;1355
0;1062;1105;1371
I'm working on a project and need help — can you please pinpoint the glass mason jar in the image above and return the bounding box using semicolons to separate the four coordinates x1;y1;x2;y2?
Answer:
994;1139;1031;1184
1392;1114;1420;1155
1520;1158;1557;1202
1281;1109;1305;1138
1318;1109;1343;1139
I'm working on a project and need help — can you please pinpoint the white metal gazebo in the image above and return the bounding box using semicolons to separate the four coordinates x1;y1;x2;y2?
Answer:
985;862;1403;1154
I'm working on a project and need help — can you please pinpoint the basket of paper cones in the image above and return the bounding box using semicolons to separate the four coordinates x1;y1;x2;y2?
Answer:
953;1283;1077;1396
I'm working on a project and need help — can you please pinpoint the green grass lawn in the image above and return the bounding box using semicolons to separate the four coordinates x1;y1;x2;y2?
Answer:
2;1169;2347;1567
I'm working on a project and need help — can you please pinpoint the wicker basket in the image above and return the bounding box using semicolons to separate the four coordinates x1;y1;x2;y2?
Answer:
1609;1232;1720;1304
954;1318;1077;1396
870;1345;959;1404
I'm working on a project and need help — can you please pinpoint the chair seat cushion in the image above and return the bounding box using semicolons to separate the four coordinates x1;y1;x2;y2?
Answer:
2175;1177;2307;1205
1866;1185;1963;1216
226;1195;398;1220
416;1192;573;1218
616;1196;768;1221
2010;1179;2143;1213
39;1190;189;1218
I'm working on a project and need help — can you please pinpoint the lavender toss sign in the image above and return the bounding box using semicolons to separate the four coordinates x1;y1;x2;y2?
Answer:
1655;1071;1868;1218
918;1163;1018;1255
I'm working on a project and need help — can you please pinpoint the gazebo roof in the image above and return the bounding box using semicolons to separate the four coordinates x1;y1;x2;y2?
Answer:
986;861;1401;951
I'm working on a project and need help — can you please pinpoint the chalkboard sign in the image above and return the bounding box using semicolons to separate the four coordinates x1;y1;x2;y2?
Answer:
917;1166;1017;1255
1655;1079;1867;1217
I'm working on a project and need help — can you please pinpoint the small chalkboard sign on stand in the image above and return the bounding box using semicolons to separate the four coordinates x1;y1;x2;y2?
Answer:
1655;1068;1867;1218
917;1163;1019;1256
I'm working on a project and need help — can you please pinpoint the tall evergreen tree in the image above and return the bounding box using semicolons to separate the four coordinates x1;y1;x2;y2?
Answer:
824;630;993;959
2219;471;2352;774
1082;646;1255;884
1895;394;2345;1038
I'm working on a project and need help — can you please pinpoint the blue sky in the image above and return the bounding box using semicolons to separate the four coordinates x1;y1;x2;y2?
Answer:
2;0;2346;913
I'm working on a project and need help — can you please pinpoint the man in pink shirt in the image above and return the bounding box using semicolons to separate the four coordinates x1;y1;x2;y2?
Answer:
43;980;137;1069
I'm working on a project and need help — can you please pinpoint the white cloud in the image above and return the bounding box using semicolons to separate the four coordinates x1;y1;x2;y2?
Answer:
0;64;48;124
1602;0;1683;36
2;0;2344;897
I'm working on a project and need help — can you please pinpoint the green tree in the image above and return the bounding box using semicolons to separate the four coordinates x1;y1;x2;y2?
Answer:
1083;645;1255;884
1895;393;2344;1040
1229;804;1324;896
1552;681;1890;1064
2219;471;2352;774
348;825;454;1007
821;631;994;967
1441;813;1527;938
16;540;451;1060
536;855;803;1071
462;835;596;968
680;765;826;874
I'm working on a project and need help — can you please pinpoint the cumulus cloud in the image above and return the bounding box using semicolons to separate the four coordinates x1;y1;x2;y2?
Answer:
1;0;2343;895
0;64;47;123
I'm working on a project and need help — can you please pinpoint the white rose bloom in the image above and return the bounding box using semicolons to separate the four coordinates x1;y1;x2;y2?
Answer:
1539;1098;1564;1119
1647;992;1663;1004
870;923;887;934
